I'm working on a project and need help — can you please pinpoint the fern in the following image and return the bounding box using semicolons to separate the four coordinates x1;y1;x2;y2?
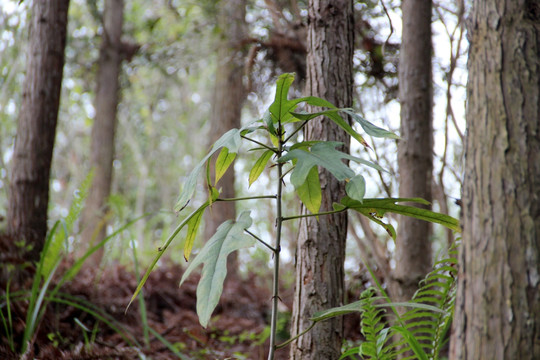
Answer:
393;240;459;360
335;240;459;360
358;288;395;360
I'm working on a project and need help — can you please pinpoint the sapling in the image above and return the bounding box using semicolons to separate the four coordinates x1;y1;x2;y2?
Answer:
128;73;460;359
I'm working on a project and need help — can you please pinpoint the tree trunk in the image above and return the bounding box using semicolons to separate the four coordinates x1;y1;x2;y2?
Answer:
204;0;247;275
7;0;70;263
389;0;433;303
80;0;125;262
289;1;354;359
450;1;540;358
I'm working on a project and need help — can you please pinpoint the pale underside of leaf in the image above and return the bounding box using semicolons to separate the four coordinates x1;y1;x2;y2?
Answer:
346;174;366;202
175;128;242;212
179;211;255;327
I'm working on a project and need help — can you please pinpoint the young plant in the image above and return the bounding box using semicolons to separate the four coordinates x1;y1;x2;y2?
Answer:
128;73;459;359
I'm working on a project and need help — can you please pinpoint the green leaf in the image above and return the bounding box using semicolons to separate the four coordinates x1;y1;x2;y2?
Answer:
297;95;338;109
333;202;347;211
346;174;366;202
296;166;322;214
215;148;236;185
269;73;297;125
249;150;274;187
311;299;370;322
342;109;400;139
345;154;387;172
339;347;361;360
291;109;369;148
263;109;277;136
278;142;355;187
175;128;241;212
184;208;204;261
180;211;255;327
392;326;429;360
289;140;323;150
342;197;461;233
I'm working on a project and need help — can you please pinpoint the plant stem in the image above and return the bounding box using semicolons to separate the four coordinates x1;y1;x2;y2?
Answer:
245;229;275;252
241;135;278;152
283;120;309;144
268;128;284;360
281;207;348;221
216;195;277;202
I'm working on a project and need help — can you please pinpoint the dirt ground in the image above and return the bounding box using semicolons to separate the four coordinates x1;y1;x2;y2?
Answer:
0;250;363;360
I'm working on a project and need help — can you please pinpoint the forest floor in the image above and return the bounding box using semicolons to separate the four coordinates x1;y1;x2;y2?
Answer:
0;253;363;360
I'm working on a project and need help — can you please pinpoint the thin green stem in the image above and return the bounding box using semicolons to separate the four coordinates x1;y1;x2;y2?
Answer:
276;322;316;349
283;120;309;144
281;207;348;221
280;166;294;180
241;135;278;152
268;126;284;360
245;229;275;252
216;195;277;202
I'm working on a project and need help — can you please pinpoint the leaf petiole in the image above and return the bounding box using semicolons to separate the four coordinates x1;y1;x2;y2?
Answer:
281;208;348;221
244;229;275;252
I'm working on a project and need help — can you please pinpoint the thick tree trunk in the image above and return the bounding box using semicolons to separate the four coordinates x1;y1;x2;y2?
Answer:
289;1;354;359
204;0;247;275
390;0;433;303
80;0;125;261
7;0;70;263
450;1;540;358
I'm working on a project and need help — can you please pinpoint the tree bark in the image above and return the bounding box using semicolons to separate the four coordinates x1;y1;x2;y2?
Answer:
7;0;70;263
289;1;354;359
450;1;540;358
389;0;433;303
80;0;125;261
204;0;247;275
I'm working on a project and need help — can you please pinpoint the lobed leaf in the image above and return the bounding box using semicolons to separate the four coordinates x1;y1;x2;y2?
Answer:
175;128;241;213
291;110;369;148
268;73;302;125
342;109;400;139
278;142;355;187
180;211;254;327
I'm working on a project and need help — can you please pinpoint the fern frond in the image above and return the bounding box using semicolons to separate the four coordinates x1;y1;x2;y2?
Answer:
396;240;459;359
358;288;396;360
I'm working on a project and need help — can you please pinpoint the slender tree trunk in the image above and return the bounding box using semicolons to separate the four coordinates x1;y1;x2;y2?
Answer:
204;0;247;275
389;0;433;303
450;1;540;358
80;0;125;261
7;0;70;263
289;1;354;359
